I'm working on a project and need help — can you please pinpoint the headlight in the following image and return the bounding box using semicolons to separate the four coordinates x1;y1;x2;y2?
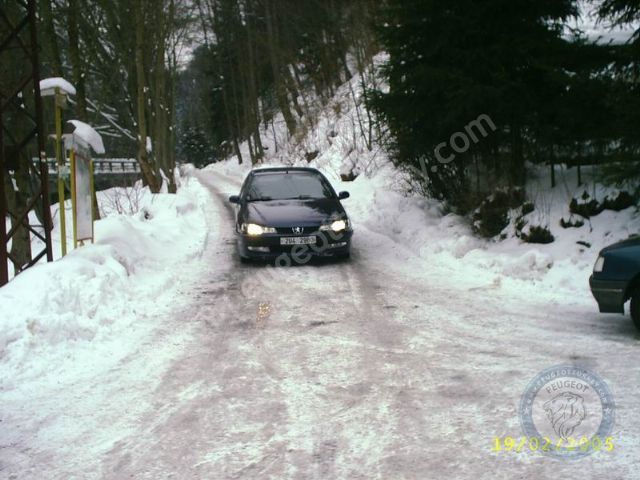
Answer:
320;219;348;232
242;223;276;236
593;256;605;273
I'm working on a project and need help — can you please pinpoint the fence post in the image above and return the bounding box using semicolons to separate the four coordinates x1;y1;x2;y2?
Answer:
0;111;8;285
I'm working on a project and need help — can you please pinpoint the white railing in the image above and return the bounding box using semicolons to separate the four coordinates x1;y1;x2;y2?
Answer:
39;158;140;175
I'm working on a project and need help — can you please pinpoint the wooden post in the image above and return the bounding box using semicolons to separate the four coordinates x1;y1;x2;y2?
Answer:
0;111;8;285
70;149;77;249
89;158;95;243
55;87;68;256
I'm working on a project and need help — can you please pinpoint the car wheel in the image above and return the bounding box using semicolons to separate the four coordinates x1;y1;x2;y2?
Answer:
631;287;640;331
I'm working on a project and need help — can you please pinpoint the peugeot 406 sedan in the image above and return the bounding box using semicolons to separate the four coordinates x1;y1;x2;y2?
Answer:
228;167;353;263
589;236;640;330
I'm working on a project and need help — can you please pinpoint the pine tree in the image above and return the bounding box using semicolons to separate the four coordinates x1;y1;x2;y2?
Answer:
597;0;640;191
371;0;579;207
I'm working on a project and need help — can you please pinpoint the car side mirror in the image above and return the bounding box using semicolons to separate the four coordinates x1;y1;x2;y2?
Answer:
228;195;241;204
338;191;350;200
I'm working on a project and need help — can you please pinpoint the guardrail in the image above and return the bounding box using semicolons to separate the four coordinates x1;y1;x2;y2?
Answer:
40;158;141;175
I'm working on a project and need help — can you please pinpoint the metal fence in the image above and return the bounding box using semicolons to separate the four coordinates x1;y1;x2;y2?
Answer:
1;0;53;286
42;158;140;175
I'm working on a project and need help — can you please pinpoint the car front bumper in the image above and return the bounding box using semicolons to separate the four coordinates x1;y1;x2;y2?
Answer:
237;230;353;262
589;275;626;314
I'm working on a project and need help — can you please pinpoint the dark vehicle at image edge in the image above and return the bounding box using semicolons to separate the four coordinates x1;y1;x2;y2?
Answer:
228;167;353;262
590;236;640;330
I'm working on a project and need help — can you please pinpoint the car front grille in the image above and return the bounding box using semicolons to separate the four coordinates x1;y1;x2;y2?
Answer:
275;226;319;235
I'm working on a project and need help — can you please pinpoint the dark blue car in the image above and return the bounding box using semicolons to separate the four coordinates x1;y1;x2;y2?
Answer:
228;167;353;263
590;236;640;330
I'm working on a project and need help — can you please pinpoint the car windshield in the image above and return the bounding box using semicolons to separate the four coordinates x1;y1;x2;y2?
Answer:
245;172;334;201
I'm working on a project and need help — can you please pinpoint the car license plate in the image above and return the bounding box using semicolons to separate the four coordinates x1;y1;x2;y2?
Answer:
280;236;316;245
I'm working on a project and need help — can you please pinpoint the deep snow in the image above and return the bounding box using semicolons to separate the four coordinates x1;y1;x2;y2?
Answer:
1;54;639;479
2;161;639;479
0;172;211;394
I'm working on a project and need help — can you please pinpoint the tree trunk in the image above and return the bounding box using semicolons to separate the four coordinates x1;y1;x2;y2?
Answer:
66;0;101;219
232;135;243;165
283;67;304;119
67;0;87;120
510;120;525;187
220;61;242;164
167;0;178;193
40;0;63;75
134;0;161;192
245;12;264;161
265;1;297;135
153;3;168;188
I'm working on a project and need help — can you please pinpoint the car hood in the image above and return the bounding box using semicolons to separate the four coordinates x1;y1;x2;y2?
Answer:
244;198;346;227
601;235;640;254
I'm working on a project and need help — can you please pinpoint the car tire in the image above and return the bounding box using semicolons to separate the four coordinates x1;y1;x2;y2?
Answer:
631;287;640;331
239;255;251;264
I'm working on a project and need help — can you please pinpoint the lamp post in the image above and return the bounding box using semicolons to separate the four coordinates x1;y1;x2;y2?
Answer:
40;78;76;257
54;87;68;255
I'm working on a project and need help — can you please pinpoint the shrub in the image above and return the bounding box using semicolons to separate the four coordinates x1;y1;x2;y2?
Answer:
560;217;585;229
305;150;320;162
569;190;637;218
569;191;604;218
472;188;525;238
340;170;359;182
522;202;535;216
602;191;635;212
522;225;555;244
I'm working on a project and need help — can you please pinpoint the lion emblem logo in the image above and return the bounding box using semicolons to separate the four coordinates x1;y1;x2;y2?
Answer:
543;392;586;439
520;365;615;459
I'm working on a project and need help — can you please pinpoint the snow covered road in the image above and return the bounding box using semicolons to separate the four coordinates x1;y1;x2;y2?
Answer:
2;169;639;479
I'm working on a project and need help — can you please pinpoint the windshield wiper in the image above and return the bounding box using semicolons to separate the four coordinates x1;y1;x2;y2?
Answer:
281;195;313;200
246;196;273;202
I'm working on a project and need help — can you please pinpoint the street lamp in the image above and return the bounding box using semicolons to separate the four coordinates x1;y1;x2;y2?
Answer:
40;77;76;256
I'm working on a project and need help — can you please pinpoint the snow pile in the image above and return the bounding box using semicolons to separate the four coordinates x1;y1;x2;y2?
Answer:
343;162;639;302
0;172;211;388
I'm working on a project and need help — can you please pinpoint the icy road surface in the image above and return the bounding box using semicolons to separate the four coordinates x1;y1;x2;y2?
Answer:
3;170;640;479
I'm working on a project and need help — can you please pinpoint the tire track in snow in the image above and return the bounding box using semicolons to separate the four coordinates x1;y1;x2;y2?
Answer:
98;168;640;480
191;170;430;478
97;170;396;478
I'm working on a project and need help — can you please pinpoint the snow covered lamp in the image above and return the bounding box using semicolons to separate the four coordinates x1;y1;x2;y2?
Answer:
39;77;76;102
63;120;105;249
39;77;76;256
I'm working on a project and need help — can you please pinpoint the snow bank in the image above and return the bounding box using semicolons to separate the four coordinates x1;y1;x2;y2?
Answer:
344;161;639;302
0;173;211;388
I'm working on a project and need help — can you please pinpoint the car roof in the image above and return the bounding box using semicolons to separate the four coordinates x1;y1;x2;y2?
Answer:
250;166;321;175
